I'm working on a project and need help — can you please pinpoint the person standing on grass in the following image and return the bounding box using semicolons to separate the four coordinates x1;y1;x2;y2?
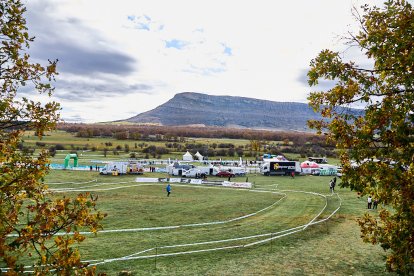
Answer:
166;184;171;197
367;195;372;209
373;198;378;209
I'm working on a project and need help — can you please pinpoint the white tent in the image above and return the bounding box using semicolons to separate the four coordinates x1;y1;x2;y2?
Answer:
183;151;193;161
194;151;203;161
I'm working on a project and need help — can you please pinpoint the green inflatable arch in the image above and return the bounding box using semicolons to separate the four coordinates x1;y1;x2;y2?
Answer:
64;153;78;169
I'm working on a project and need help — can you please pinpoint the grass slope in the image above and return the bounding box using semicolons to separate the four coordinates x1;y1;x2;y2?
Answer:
30;170;392;275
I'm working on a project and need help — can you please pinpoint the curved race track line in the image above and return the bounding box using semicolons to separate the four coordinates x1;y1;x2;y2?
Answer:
85;191;341;267
2;179;342;272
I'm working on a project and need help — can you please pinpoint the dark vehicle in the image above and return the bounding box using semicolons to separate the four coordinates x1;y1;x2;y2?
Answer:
261;161;300;176
307;157;328;164
216;171;235;178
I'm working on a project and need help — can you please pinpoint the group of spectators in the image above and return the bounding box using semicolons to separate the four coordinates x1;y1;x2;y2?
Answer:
329;177;379;210
367;196;378;209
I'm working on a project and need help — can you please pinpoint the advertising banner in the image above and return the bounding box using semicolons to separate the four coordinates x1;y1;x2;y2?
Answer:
135;178;159;183
222;181;252;189
190;179;203;185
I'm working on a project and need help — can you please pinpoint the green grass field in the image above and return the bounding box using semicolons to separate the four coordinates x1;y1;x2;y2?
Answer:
26;170;391;275
9;131;381;275
23;130;342;168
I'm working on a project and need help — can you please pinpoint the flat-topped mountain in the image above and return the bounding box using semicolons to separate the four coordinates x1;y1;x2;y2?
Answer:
124;92;358;131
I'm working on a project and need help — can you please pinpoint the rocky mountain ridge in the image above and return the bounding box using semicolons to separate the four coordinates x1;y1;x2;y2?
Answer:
125;92;358;131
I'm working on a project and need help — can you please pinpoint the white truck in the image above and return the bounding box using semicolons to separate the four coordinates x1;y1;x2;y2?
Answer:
100;162;128;176
99;161;144;176
260;161;301;176
182;166;220;178
182;168;205;178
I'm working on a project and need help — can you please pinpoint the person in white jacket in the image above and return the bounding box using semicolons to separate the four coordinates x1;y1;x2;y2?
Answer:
367;196;372;209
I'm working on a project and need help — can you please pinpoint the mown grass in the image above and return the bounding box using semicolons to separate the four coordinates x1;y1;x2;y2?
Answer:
25;170;391;275
4;131;379;274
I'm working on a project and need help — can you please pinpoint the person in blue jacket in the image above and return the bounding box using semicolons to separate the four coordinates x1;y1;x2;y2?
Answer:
166;184;171;197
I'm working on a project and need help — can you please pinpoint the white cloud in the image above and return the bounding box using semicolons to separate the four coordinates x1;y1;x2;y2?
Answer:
24;0;385;123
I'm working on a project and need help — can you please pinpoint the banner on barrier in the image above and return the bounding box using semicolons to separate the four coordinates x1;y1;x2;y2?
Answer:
190;179;203;185
135;178;159;183
222;181;252;189
169;178;181;183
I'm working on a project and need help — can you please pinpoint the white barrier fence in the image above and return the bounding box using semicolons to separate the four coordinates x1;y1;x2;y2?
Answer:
135;177;252;188
135;178;159;183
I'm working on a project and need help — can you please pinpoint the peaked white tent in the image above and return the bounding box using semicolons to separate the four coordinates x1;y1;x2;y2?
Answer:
183;151;193;161
195;151;203;161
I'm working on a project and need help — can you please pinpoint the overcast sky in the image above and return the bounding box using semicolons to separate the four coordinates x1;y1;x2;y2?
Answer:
23;0;385;123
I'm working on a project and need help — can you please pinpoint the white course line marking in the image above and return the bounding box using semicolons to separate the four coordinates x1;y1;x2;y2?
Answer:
7;184;286;237
86;193;342;266
2;179;342;272
45;179;98;185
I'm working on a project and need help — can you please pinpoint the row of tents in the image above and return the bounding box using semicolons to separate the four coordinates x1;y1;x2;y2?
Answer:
183;151;204;161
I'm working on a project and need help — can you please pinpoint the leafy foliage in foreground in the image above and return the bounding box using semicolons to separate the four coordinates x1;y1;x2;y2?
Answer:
307;1;413;273
0;1;105;274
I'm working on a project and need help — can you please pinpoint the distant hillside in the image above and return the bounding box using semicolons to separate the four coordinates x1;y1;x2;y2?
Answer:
124;92;359;131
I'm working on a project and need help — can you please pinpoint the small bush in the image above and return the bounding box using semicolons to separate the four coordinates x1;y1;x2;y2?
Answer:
55;144;65;150
48;146;56;157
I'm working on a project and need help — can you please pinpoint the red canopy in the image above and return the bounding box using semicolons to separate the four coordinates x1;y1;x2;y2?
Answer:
300;161;320;168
